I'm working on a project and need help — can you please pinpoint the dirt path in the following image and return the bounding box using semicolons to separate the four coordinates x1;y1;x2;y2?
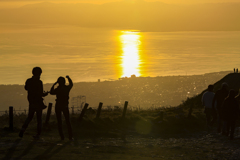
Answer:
1;129;240;160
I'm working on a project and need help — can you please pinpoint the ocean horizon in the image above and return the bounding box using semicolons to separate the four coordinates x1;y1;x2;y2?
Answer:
1;25;240;84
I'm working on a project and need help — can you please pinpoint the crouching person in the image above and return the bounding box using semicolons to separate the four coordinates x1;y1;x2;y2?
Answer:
50;75;73;140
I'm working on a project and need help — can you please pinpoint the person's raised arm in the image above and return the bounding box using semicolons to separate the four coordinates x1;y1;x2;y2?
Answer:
50;82;58;95
66;75;73;89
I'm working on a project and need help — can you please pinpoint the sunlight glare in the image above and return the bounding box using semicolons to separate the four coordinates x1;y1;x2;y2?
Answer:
120;31;142;78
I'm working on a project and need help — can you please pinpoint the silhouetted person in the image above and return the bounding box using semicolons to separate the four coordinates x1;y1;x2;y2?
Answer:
234;68;235;73
212;83;229;133
237;68;238;73
50;75;73;140
202;85;216;130
19;67;48;139
222;90;239;139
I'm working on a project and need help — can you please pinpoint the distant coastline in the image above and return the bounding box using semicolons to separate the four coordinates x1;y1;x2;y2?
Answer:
0;70;231;111
0;70;232;85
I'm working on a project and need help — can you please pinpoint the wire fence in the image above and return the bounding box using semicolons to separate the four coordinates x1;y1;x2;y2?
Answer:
0;104;176;117
0;103;148;116
1;101;195;132
0;106;83;116
3;101;132;131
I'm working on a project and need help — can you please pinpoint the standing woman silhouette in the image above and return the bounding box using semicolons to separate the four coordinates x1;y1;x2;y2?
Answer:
50;75;73;140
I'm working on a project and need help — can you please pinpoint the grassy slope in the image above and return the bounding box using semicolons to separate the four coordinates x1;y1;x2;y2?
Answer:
1;73;240;159
1;107;240;160
180;73;240;109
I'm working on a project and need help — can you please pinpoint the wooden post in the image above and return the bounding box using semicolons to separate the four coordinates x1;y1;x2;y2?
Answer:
45;103;53;124
122;101;128;118
96;102;103;119
188;105;193;118
79;103;89;121
9;106;13;131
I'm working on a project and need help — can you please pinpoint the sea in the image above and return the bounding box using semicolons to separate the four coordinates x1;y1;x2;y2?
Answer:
1;24;240;84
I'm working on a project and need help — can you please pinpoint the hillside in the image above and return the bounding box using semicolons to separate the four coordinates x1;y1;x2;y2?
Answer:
182;72;240;108
2;71;240;160
0;71;231;111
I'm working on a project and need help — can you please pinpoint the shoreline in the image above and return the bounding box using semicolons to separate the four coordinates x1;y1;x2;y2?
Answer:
0;70;232;111
0;70;231;85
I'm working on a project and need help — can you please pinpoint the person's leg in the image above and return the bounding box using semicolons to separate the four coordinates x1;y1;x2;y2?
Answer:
19;107;35;137
222;120;229;136
62;107;73;140
55;107;64;140
217;110;222;133
211;108;217;126
36;108;43;136
205;108;212;132
205;108;211;126
230;120;236;140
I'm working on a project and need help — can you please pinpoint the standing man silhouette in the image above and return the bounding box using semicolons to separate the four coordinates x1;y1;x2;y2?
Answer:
202;85;216;130
19;67;48;139
50;75;73;140
222;90;239;139
212;82;229;134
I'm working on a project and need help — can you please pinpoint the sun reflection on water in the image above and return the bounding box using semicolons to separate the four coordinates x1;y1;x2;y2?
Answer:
119;31;142;78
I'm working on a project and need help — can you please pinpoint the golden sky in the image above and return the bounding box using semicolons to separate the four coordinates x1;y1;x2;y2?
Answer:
1;0;240;8
1;0;240;31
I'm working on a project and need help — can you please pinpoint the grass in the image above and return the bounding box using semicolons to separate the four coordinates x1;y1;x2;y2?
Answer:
1;106;240;160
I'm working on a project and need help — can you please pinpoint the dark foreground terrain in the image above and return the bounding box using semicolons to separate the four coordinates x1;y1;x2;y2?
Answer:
1;107;240;160
1;72;240;159
1;131;240;160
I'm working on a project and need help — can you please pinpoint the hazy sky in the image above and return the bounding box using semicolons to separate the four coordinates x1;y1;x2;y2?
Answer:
2;0;240;2
1;0;240;31
1;0;240;8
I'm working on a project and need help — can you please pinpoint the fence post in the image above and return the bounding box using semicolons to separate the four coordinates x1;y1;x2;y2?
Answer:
96;102;103;119
9;106;13;131
79;103;89;121
188;105;193;118
45;103;53;124
122;101;128;118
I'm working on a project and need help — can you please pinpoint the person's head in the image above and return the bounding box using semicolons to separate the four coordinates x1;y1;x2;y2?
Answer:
221;82;228;90
207;85;214;92
228;89;236;98
57;76;65;86
32;67;42;77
